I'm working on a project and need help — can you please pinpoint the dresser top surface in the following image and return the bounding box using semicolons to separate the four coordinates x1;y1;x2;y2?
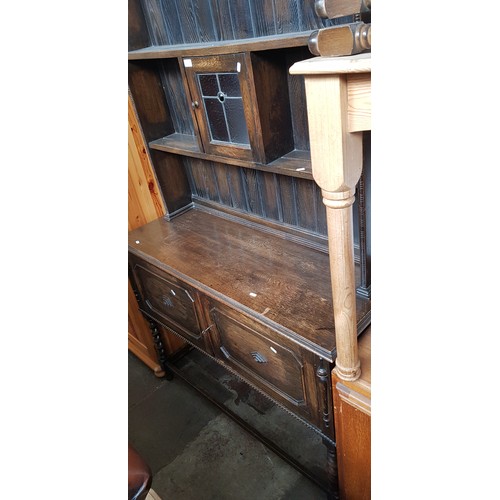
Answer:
129;208;370;359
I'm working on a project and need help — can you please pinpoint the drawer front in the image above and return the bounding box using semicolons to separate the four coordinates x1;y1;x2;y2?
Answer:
209;302;314;419
132;262;205;348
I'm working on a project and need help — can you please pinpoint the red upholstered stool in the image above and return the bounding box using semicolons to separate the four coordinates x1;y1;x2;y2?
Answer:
128;444;153;500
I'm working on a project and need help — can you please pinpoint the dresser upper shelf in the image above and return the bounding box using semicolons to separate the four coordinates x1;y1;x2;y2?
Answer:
128;31;313;60
149;134;313;180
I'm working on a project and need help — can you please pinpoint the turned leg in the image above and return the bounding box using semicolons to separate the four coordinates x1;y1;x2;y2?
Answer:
147;319;174;381
302;72;364;381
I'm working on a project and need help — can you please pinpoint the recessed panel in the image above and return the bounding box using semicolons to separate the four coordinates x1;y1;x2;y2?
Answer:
211;306;306;406
134;264;202;342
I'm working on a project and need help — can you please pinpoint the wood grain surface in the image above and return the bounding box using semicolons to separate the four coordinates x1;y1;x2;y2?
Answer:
128;94;187;370
332;327;371;499
128;96;165;230
128;208;371;360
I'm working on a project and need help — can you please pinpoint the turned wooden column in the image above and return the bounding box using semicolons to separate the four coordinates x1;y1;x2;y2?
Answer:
290;54;371;382
308;73;362;381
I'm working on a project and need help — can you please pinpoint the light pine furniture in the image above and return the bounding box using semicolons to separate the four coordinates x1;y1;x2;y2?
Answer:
333;327;371;500
290;52;371;499
128;95;186;376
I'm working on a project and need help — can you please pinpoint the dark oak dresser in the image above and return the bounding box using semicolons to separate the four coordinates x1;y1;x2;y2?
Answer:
128;1;371;498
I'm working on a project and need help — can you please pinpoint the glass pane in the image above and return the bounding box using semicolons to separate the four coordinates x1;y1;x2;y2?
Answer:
198;74;218;96
218;73;242;97
225;98;250;145
203;98;229;142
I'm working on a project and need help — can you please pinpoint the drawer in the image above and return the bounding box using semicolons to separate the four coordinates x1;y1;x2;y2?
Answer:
130;260;207;351
208;301;322;424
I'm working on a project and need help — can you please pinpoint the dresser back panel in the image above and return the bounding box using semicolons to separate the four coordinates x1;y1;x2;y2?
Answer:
138;0;340;47
186;159;328;236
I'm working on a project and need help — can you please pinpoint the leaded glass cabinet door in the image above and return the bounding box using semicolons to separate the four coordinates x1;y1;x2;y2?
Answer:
183;54;261;161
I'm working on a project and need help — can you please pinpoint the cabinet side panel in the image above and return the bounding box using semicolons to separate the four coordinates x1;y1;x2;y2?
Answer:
128;95;165;230
250;51;294;163
158;59;195;136
150;151;193;216
286;47;312;152
128;97;188;365
333;381;371;500
129;61;174;142
129;0;151;50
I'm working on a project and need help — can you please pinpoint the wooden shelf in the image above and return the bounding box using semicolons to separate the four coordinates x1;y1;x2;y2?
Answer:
150;133;201;154
128;31;313;60
267;150;312;176
149;135;312;179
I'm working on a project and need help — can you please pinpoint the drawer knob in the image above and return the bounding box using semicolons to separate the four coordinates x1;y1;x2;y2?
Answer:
251;352;267;363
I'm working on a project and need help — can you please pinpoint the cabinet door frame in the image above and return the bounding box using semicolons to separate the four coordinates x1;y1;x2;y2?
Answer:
129;257;212;354
205;298;330;431
183;53;264;162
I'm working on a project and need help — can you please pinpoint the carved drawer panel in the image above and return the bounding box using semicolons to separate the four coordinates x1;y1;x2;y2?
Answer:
128;253;334;438
207;301;323;425
131;261;207;350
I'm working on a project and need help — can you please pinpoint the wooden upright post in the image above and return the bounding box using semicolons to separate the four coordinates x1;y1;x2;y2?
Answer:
307;74;362;381
290;54;371;382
